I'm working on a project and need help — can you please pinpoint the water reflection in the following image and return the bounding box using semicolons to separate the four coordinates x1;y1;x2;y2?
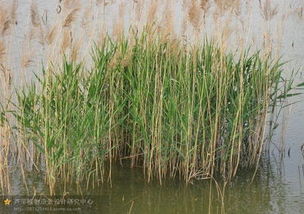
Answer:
2;159;301;214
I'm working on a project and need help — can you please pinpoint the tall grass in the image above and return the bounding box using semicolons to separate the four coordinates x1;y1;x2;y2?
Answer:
0;57;12;195
0;102;11;194
11;31;285;194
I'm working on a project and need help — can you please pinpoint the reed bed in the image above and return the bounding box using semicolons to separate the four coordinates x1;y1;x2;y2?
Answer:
4;30;286;194
0;103;11;194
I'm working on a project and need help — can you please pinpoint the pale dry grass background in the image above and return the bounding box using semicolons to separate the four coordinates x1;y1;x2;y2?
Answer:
0;0;18;194
3;2;304;59
0;0;304;195
1;0;302;80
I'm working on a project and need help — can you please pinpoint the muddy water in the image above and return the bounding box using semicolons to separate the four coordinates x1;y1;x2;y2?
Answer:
1;0;304;213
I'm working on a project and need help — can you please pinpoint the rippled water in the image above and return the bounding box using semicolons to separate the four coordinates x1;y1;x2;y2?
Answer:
1;0;304;213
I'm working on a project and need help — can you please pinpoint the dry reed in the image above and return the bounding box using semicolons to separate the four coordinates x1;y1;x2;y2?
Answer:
214;0;240;14
0;40;5;61
63;8;80;28
200;0;209;11
31;1;41;27
46;26;58;45
188;0;202;31
147;0;158;24
61;29;72;53
0;60;12;195
260;0;278;21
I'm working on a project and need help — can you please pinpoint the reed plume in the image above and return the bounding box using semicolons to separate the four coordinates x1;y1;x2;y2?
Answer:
158;1;174;38
63;0;81;10
46;26;58;45
214;0;240;13
70;39;81;61
10;0;18;24
63;8;79;28
200;0;209;11
260;0;278;21
21;49;34;68
0;5;11;36
188;0;202;31
147;0;158;24
61;29;72;52
0;40;5;62
31;1;41;27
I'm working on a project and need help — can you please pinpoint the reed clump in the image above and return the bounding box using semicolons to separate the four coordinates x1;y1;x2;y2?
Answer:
0;59;12;195
11;31;284;193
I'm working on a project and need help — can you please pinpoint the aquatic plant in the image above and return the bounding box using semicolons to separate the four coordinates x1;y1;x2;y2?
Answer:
0;103;11;194
9;30;289;194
